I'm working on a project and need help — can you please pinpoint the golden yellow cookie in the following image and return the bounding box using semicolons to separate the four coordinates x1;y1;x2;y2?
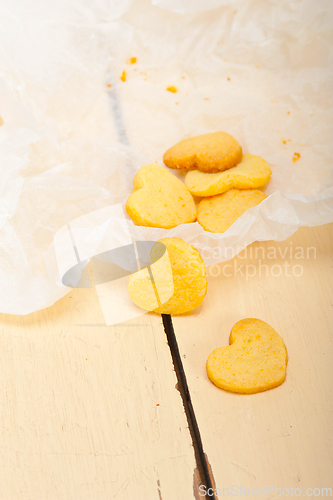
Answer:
128;238;207;315
163;132;242;173
126;165;196;229
185;154;271;197
197;188;267;233
206;318;288;394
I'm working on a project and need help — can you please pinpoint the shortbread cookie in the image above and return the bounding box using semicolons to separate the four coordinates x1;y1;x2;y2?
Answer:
163;132;242;173
185;154;271;197
126;165;196;229
128;238;207;315
197;188;267;233
206;318;288;394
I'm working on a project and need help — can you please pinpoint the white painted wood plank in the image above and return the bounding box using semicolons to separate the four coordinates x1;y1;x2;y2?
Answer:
0;286;197;500
172;225;333;497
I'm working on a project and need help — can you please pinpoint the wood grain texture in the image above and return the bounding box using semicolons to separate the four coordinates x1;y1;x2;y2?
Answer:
172;224;333;496
0;285;197;500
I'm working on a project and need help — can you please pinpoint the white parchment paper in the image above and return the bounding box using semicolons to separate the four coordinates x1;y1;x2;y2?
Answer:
0;0;332;314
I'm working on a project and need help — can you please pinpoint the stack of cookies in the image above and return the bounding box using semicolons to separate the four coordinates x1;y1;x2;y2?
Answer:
126;131;271;233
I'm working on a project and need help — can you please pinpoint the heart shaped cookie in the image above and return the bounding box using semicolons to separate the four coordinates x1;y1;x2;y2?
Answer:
126;164;196;229
128;237;207;314
185;154;271;197
206;318;288;394
163;132;242;173
197;188;267;233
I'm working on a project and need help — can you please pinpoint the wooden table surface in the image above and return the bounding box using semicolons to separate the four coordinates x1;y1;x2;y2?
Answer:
0;224;332;500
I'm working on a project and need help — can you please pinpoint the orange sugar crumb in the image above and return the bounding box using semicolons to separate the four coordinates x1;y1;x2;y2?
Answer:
204;98;210;101
128;57;137;64
106;83;112;88
227;77;231;81
293;152;301;162
166;86;177;93
120;71;127;82
287;111;290;115
156;404;160;406
282;139;287;144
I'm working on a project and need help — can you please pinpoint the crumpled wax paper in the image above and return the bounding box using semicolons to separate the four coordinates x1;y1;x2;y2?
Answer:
0;0;332;315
